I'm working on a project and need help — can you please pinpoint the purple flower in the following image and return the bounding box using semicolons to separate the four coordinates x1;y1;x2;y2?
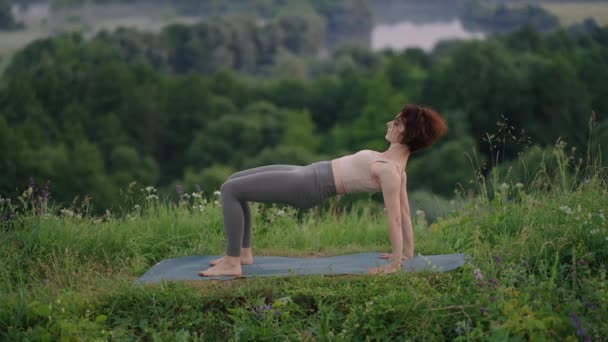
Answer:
41;180;51;201
489;278;499;286
521;260;529;268
493;255;502;264
578;258;587;266
474;268;484;280
570;314;580;329
176;185;184;201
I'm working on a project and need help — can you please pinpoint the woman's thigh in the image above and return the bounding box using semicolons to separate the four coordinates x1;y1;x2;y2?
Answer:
227;164;303;181
221;168;320;209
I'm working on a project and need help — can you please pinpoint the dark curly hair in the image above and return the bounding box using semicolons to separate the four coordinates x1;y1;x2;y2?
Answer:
396;104;447;152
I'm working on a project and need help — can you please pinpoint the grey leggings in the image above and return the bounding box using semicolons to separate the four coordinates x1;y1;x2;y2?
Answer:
220;160;337;257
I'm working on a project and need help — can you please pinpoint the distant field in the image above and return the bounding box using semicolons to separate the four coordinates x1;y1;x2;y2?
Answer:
540;2;608;26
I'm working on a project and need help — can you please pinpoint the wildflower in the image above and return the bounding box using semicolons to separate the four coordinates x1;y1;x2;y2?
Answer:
583;300;596;311
569;314;591;341
515;182;523;189
473;268;484;281
251;303;279;320
214;191;221;196
499;183;509;192
145;186;155;193
489;278;499;286
176;185;184;201
454;324;464;335
41;180;51;202
493;255;502;264
60;209;75;217
559;206;573;215
29;177;36;193
577;258;587;266
521;260;529;267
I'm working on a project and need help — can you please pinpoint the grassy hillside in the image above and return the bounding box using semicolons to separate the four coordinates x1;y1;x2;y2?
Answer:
1;144;607;340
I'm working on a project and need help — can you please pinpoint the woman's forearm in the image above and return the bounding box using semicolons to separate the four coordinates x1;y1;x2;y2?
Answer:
387;219;403;265
402;213;414;259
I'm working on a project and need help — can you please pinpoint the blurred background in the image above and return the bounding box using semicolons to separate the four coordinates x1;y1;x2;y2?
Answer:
0;0;607;218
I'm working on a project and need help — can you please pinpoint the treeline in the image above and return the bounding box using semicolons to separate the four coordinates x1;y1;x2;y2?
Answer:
1;24;607;213
462;0;560;32
0;0;24;30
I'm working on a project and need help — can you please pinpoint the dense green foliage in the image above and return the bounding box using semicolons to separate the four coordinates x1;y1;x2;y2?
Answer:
1;146;606;340
1;21;608;213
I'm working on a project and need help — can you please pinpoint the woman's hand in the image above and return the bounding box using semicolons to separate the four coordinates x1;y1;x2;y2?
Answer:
367;262;403;275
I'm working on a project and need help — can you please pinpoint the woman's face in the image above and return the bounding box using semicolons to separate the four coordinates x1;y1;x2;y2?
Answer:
385;113;404;143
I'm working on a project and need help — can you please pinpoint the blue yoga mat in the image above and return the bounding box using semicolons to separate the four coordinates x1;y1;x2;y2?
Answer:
134;252;469;284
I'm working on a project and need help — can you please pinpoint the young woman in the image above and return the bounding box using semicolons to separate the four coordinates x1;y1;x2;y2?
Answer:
199;104;448;276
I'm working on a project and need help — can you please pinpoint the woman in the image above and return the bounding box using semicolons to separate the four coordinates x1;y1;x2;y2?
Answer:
199;104;447;277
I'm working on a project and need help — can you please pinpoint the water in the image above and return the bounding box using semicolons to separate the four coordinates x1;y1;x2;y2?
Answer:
371;19;486;52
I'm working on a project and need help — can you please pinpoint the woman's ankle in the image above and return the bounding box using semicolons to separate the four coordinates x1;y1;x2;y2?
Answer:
223;256;242;265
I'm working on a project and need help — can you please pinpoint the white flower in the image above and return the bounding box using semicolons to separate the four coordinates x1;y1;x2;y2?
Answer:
192;192;201;198
214;191;221;196
515;182;524;189
559;206;573;215
499;183;509;191
145;186;155;193
146;194;158;200
133;205;141;210
60;209;75;217
416;210;425;216
590;229;599;235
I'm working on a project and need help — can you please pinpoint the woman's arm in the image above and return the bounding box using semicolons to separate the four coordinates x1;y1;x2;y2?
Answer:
400;171;414;259
372;162;403;266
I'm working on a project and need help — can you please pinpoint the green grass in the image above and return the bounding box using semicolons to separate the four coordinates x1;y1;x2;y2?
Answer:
1;143;607;340
540;2;608;27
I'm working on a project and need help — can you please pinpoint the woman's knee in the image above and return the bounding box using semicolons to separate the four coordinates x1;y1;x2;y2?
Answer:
220;180;235;195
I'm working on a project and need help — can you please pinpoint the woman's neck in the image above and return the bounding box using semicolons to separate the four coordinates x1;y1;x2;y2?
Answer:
381;143;410;165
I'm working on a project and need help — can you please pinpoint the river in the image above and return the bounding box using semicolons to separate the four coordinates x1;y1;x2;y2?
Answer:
371;19;486;52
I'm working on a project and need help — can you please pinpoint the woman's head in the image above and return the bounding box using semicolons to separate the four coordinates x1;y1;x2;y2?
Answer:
386;104;448;152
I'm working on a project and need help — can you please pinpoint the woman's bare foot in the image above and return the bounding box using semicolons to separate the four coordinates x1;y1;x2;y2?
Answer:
379;253;412;261
209;248;254;265
368;262;403;275
199;256;243;277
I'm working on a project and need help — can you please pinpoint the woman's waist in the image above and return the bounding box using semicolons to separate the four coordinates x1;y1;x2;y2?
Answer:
330;159;346;195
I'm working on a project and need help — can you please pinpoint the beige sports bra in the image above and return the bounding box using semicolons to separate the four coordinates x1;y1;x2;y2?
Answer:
333;150;403;194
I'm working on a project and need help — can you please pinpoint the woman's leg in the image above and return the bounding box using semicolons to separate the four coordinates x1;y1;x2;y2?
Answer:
225;165;302;249
220;168;319;257
199;162;334;276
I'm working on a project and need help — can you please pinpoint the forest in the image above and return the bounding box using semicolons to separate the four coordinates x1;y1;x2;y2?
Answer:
0;0;607;216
